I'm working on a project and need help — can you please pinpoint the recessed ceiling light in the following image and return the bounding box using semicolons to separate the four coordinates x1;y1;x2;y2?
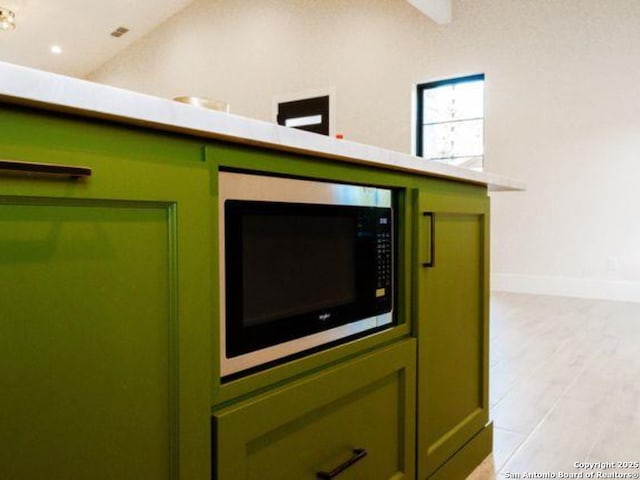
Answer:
50;45;63;55
0;7;16;31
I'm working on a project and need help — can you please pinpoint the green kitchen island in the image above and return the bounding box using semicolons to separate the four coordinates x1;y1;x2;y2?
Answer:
0;61;522;480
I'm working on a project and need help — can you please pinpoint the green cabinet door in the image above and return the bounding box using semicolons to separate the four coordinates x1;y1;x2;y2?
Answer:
414;184;491;479
213;339;416;480
0;108;211;480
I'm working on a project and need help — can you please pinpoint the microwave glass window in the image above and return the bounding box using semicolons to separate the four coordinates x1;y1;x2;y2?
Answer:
241;214;356;327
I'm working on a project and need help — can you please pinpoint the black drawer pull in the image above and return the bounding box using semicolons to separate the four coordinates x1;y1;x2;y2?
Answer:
422;211;435;268
316;448;367;479
0;159;92;178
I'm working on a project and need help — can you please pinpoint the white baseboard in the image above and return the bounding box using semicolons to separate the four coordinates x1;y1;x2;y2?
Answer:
491;273;640;303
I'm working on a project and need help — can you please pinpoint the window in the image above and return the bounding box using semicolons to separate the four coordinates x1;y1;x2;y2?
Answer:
416;74;485;170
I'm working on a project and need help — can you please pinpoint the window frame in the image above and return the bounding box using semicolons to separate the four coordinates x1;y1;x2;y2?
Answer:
415;73;485;163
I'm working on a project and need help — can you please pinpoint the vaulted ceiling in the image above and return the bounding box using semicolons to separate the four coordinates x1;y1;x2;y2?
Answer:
0;0;450;78
0;0;196;77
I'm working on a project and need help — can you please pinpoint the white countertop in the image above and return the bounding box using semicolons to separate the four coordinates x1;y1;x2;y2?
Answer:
0;61;523;191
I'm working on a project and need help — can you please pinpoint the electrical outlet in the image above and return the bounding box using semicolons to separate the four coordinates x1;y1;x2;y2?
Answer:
606;256;619;272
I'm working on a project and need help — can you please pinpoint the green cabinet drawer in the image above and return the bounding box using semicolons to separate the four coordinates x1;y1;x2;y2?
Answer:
0;106;212;480
213;339;416;480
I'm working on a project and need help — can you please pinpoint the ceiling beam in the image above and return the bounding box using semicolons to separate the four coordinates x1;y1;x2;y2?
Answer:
405;0;452;24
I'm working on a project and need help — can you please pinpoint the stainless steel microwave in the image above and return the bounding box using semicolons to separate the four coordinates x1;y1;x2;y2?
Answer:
219;171;395;378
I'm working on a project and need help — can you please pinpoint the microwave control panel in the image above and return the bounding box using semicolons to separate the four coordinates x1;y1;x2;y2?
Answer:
375;214;393;300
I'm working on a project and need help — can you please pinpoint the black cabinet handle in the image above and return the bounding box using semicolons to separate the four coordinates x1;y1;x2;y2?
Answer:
0;159;92;178
422;211;435;268
316;448;367;479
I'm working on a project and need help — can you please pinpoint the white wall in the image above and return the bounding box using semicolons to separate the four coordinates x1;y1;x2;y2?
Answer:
89;0;640;302
89;0;431;153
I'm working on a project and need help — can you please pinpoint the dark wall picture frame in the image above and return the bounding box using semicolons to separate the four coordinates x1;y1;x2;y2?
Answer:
277;95;330;136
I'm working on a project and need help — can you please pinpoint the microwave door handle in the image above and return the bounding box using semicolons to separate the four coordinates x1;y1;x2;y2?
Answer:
422;211;435;268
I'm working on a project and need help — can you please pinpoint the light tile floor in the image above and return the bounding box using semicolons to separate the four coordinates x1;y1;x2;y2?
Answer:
469;292;640;480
